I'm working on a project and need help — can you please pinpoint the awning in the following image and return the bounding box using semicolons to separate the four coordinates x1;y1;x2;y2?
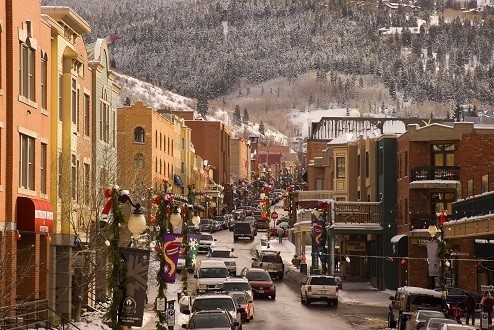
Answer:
16;196;54;233
173;174;184;186
391;234;407;243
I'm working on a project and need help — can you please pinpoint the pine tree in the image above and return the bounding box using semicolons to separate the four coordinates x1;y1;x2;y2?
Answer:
259;121;266;135
243;108;250;123
454;103;462;122
233;105;242;126
196;97;209;117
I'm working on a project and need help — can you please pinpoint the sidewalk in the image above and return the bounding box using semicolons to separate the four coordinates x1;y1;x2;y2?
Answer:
268;236;394;308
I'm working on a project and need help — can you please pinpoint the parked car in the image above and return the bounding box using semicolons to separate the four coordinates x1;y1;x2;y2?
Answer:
434;286;483;312
181;294;243;330
300;275;339;307
181;310;238;329
199;219;212;233
421;317;458;330
251;250;284;280
215;215;228;230
198;232;216;253
207;246;237;275
221;277;253;302
233;221;256;241
228;291;254;322
388;286;448;330
240;268;276;300
194;259;229;294
405;309;447;330
436;324;479;330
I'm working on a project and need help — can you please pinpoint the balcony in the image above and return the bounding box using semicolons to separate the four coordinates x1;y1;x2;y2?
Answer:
410;212;438;230
409;166;460;190
331;202;382;233
411;166;460;181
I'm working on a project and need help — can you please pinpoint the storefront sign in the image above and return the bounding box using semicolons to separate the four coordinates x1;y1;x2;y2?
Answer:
346;240;366;251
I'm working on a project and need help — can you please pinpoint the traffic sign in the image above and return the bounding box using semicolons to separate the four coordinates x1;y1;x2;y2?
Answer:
271;211;278;219
167;308;175;326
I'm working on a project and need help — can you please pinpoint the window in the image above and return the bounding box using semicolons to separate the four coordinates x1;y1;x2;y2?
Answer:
19;42;35;101
58;152;62;198
84;94;90;136
134;127;145;143
71;154;77;200
336;157;345;179
112;109;116;147
84;163;90;205
134;153;144;171
365;151;369;178
40;143;47;194
467;179;474;197
71;79;77;125
404;151;408;176
155;130;158;148
58;75;63;121
482;174;489;193
99;90;110;143
41;52;47;109
19;134;35;190
357;153;360;177
432;144;455;166
379;148;383;175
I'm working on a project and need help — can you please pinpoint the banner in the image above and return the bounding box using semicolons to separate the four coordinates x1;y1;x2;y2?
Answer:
162;233;183;283
118;248;151;327
188;232;201;267
312;220;326;247
426;240;441;277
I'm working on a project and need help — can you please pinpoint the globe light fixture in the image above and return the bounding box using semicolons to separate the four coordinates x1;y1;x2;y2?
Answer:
345;255;351;263
191;211;201;228
170;206;183;234
427;224;438;238
128;203;147;240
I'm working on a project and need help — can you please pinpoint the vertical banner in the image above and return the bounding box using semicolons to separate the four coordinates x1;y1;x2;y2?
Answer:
162;233;183;283
188;232;201;267
118;248;151;327
426;240;440;277
312;220;326;247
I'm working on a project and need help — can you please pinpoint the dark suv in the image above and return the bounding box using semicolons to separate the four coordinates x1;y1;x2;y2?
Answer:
233;221;255;241
388;286;447;330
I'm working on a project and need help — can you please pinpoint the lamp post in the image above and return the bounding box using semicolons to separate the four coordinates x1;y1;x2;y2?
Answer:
311;209;321;274
103;188;148;330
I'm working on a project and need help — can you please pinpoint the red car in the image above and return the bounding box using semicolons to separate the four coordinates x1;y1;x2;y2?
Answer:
229;291;254;322
241;268;276;300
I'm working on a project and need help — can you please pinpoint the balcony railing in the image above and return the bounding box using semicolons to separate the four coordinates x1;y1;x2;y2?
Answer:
409;212;450;229
411;166;460;182
333;202;381;224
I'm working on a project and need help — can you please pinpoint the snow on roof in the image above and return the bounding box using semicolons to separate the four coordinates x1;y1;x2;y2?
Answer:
329;132;355;144
397;286;444;297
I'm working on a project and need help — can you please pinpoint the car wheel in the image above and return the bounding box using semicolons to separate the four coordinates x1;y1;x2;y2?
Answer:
388;313;396;328
332;299;338;307
279;273;284;280
271;295;276;300
300;294;304;304
305;297;311;306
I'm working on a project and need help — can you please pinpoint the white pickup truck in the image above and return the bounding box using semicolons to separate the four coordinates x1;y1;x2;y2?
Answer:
300;275;339;307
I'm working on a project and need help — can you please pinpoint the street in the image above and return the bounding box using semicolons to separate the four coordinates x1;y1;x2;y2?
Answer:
188;228;389;330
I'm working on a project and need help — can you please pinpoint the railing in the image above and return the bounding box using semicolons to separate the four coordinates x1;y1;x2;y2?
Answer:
333;202;381;224
410;166;460;182
0;300;81;330
410;213;437;229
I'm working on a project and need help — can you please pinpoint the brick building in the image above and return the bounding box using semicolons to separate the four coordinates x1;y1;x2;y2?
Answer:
1;0;53;312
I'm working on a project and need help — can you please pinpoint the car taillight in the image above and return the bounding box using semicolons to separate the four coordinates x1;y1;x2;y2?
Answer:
308;286;311;292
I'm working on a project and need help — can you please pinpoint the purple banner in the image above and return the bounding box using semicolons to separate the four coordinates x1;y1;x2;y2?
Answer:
162;233;183;283
118;248;151;327
312;220;326;246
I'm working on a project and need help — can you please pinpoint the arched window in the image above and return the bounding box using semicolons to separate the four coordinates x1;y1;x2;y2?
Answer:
134;127;145;143
134;153;145;171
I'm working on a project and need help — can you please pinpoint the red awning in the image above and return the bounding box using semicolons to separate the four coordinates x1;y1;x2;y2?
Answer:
16;197;54;233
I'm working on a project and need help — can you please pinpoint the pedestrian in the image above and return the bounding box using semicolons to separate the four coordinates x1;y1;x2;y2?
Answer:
464;293;477;325
481;291;494;325
277;227;284;243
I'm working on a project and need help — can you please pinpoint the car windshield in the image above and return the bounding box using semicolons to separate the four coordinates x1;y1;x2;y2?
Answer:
199;219;210;225
426;318;457;327
417;310;445;321
245;271;271;281
231;294;247;304
199;268;229;278
201;234;213;241
193;298;235;312
261;254;282;263
211;251;231;258
409;295;445;308
222;282;251;292
310;277;336;285
189;313;231;328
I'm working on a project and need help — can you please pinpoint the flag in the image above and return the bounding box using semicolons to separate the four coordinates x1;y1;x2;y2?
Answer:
187;232;201;267
162;233;183;283
426;240;440;277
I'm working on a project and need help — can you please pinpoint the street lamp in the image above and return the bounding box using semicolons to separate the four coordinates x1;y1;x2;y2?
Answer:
128;204;146;241
427;224;438;238
191;211;201;229
170;206;183;234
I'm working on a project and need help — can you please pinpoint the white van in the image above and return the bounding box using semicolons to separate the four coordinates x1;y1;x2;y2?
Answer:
194;259;229;294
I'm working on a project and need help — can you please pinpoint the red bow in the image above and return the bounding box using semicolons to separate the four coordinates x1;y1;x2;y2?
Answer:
101;187;113;215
